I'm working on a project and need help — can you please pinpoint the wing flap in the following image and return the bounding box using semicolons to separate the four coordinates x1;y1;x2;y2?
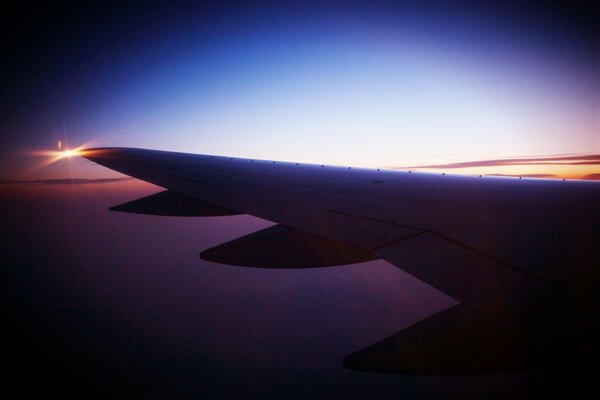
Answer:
375;233;560;334
109;190;241;216
339;199;582;283
200;224;377;268
343;304;551;375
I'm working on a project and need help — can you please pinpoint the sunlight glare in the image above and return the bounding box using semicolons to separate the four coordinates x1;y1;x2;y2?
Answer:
61;149;79;158
25;144;89;174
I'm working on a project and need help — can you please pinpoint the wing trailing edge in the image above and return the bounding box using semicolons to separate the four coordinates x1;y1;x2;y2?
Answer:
109;190;241;217
343;304;551;375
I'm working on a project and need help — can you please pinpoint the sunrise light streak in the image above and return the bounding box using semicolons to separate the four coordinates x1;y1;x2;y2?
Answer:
395;154;600;180
25;144;90;175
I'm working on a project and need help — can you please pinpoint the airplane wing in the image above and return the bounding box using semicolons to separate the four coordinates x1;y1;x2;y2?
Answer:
81;147;600;374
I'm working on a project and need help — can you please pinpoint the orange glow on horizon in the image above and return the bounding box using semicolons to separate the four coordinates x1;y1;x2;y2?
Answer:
405;164;599;180
395;154;600;181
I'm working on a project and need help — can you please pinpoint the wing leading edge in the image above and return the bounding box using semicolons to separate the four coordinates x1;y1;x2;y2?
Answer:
81;147;600;374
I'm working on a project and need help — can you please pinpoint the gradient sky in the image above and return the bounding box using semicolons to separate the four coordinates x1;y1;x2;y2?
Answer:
0;1;598;180
1;3;598;396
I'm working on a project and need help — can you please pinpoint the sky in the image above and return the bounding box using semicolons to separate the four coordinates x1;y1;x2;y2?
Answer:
1;2;598;397
0;0;598;180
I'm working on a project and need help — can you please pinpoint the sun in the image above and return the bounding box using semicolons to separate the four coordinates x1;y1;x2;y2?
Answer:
60;149;80;158
25;144;88;173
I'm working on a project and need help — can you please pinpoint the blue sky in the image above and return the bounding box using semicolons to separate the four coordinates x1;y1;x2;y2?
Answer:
1;1;597;179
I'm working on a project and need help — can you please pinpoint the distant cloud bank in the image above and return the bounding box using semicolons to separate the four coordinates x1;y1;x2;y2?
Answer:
389;154;599;180
397;154;600;170
0;178;133;186
487;173;557;178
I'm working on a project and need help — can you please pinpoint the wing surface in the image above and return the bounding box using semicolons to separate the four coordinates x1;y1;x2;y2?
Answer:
81;147;600;373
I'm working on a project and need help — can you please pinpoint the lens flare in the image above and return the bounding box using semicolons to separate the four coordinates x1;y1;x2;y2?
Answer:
60;149;79;158
25;145;88;174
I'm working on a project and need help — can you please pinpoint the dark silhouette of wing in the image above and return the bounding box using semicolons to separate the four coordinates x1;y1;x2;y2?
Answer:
109;189;240;216
81;147;600;374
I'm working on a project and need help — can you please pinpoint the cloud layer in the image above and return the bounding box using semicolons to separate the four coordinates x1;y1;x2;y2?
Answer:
0;178;133;186
399;154;600;170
